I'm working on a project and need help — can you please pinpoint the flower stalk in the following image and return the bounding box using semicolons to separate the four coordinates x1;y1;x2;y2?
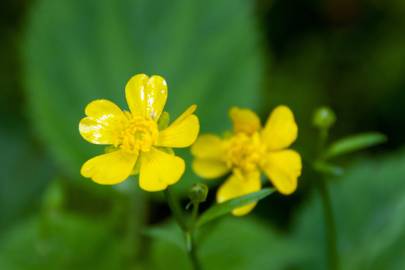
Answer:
318;177;339;270
316;149;339;270
164;187;202;270
187;201;201;270
313;106;339;270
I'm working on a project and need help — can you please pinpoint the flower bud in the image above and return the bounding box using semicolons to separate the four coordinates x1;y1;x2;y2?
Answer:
313;106;336;129
188;183;208;203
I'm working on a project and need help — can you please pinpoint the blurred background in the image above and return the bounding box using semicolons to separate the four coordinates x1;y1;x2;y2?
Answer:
1;0;404;269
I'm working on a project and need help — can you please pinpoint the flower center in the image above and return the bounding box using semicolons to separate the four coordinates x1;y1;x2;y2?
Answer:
225;132;266;173
118;114;158;153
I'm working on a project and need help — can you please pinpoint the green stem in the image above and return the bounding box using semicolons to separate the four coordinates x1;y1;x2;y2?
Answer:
127;189;137;259
187;232;201;270
316;127;339;270
187;202;201;270
191;203;199;227
164;188;202;270
126;184;148;267
163;188;187;231
318;129;329;156
318;178;339;270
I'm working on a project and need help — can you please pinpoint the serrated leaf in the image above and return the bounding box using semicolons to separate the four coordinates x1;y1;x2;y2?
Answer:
324;132;386;159
23;0;264;197
196;188;274;227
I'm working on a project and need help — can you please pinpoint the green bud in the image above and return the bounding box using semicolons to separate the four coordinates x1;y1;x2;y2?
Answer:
313;106;336;129
188;183;208;203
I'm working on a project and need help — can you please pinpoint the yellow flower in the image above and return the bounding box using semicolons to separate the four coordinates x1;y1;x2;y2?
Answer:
79;74;200;191
191;106;301;216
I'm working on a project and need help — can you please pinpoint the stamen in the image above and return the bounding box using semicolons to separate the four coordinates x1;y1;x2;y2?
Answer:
118;114;158;153
225;132;266;173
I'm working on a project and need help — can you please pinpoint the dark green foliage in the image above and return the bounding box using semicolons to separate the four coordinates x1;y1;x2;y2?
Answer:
0;0;405;269
22;0;265;190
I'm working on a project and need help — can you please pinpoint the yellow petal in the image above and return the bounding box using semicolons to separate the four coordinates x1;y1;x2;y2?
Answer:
261;150;302;195
217;170;261;216
262;105;298;150
171;104;197;125
125;74;168;120
192;159;229;179
81;150;137;185
139;147;185;192
156;105;199;148
79;99;126;144
229;107;261;135
191;134;225;159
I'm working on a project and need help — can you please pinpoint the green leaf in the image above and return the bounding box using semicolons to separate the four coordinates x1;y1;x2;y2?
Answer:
292;149;405;270
149;217;309;270
313;160;344;176
23;0;264;195
0;128;53;231
0;213;127;270
143;222;185;250
196;188;274;227
324;132;387;159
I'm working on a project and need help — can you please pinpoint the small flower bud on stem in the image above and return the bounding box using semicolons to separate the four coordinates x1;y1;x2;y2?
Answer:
312;106;339;270
188;183;209;204
313;106;336;130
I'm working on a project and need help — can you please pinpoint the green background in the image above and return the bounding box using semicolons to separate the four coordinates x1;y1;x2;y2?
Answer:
1;0;404;269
